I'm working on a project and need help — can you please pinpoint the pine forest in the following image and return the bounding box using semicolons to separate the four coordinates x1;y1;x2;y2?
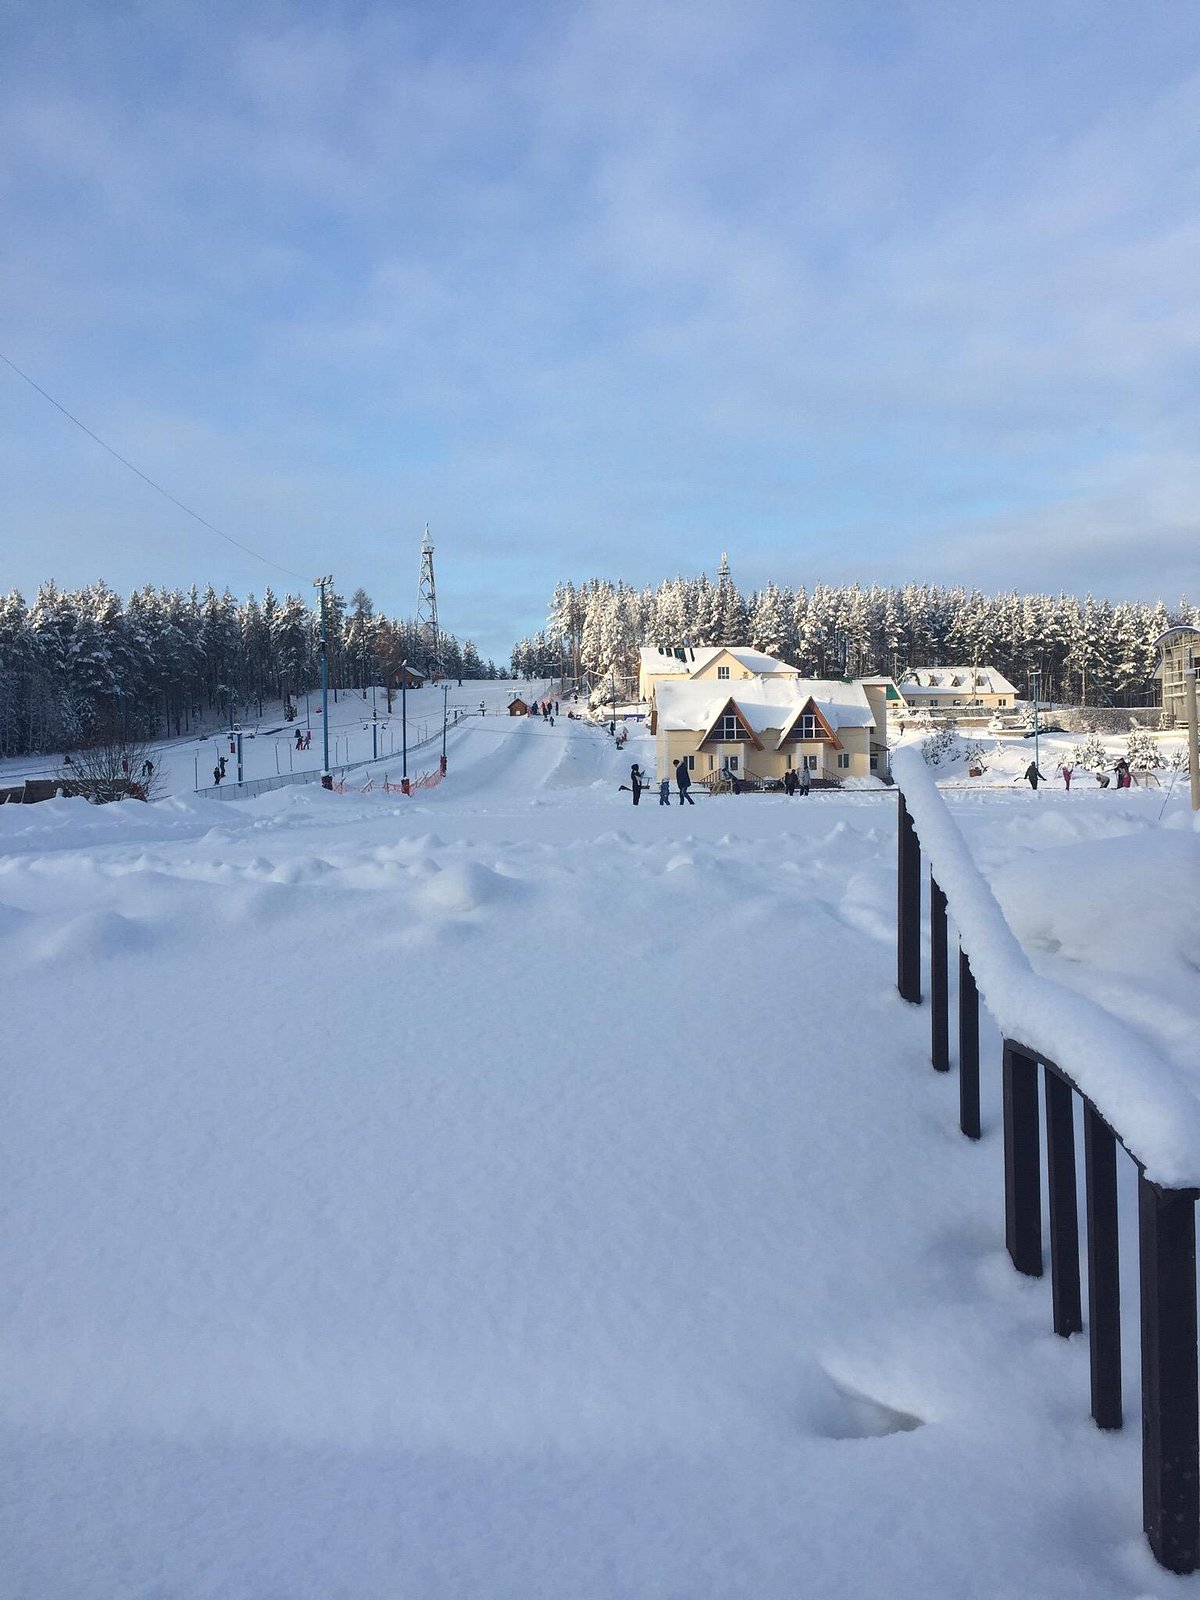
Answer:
516;575;1194;709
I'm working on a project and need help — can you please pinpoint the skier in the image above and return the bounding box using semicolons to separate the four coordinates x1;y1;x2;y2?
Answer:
658;776;670;806
1023;761;1045;790
674;759;695;805
798;763;812;797
630;763;644;805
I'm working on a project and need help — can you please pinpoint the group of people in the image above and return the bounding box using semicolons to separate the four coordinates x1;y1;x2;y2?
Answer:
1026;756;1142;791
782;765;812;796
293;728;313;751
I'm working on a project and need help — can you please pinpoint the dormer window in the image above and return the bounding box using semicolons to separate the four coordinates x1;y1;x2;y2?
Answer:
718;665;730;679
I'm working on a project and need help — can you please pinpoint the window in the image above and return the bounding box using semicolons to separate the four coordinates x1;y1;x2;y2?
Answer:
788;712;824;741
837;753;850;769
998;698;1007;707
804;754;818;770
687;755;695;771
717;665;730;680
712;713;745;741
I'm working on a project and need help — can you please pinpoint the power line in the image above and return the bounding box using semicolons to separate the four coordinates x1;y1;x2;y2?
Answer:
0;349;310;584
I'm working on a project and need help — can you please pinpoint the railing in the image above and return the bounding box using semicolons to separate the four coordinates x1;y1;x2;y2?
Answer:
891;744;1200;1575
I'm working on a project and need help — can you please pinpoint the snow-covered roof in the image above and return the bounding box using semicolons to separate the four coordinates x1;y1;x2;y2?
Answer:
639;645;799;679
656;676;875;741
898;666;1017;698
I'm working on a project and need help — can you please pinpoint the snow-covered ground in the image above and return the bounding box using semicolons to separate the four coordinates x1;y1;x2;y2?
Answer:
2;706;1197;1598
0;678;557;797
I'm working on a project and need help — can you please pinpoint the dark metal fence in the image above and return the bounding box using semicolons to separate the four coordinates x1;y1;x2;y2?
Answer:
895;784;1199;1574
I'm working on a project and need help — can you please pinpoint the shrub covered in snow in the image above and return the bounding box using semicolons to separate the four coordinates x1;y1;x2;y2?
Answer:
1125;725;1164;769
1070;731;1108;770
920;725;959;765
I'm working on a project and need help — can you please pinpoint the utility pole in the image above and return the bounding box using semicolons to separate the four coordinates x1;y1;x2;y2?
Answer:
401;661;410;794
314;575;333;789
1030;668;1041;784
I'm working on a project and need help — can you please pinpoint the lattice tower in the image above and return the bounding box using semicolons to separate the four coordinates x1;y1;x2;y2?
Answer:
416;525;440;670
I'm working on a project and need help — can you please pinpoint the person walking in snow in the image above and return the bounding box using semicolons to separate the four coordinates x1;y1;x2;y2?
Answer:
659;776;670;805
674;758;695;805
783;768;795;796
1023;761;1045;790
213;763;222;785
1061;764;1073;791
630;763;644;805
798;763;812;796
295;728;304;750
1114;757;1131;789
304;730;312;750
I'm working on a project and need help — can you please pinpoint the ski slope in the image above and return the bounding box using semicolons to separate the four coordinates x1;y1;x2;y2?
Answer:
1;706;1196;1599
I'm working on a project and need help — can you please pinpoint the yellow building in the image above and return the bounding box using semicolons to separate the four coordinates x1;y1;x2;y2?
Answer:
638;645;799;705
652;677;877;787
896;666;1016;714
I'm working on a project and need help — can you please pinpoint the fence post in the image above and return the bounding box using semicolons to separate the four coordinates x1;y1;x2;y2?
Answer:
897;794;921;1003
1003;1042;1042;1277
1139;1175;1200;1574
1044;1067;1082;1336
1084;1106;1122;1430
958;946;980;1139
930;875;949;1070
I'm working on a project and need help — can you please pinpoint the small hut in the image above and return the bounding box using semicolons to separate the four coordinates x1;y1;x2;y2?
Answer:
508;697;531;716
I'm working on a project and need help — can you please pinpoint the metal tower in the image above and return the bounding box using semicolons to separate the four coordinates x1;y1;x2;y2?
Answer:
415;525;440;672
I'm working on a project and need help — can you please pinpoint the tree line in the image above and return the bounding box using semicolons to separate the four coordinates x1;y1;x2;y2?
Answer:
510;574;1192;708
0;580;498;757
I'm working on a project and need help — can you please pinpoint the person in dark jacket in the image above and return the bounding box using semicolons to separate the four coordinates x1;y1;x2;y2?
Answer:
783;768;796;795
630;763;644;805
1024;761;1045;789
674;759;695;804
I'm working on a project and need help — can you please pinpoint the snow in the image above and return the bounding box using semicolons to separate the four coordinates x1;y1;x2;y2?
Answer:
892;744;1200;1185
2;706;1197;1597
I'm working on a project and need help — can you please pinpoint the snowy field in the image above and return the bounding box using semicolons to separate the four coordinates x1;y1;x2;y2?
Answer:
2;706;1197;1598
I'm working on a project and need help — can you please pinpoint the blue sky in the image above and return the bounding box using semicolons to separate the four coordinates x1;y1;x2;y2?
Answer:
2;0;1198;660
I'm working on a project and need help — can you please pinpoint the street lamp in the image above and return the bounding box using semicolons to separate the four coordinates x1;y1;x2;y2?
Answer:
1030;668;1041;782
401;660;409;793
314;575;333;789
441;681;449;774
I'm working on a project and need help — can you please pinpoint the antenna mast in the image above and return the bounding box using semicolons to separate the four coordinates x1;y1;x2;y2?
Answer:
416;525;440;674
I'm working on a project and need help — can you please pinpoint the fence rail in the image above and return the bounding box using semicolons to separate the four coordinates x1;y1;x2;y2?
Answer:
891;743;1199;1575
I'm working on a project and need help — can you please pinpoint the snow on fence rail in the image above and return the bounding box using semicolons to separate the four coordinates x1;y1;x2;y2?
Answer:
891;743;1200;1575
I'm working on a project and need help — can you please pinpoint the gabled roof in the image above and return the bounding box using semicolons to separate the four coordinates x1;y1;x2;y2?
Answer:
777;696;842;750
655;676;875;740
898;666;1017;697
698;696;764;750
638;644;799;680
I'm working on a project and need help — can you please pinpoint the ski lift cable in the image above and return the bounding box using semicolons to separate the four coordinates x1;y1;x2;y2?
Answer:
0;349;310;584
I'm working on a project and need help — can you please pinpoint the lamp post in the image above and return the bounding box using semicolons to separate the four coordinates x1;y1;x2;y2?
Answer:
441;681;449;775
1186;668;1199;812
1030;668;1041;782
401;661;410;794
314;575;333;789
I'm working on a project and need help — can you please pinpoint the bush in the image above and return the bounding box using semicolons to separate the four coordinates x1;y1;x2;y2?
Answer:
1070;731;1107;770
1125;724;1164;769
